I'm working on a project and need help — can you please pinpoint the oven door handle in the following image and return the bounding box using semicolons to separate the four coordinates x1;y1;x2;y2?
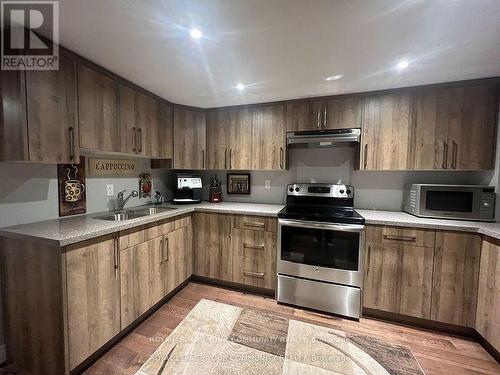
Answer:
278;219;365;233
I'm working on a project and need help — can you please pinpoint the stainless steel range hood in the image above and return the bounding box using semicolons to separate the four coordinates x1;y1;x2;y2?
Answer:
287;128;361;149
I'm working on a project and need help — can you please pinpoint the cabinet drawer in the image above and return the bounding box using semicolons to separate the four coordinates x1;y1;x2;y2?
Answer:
232;228;276;260
366;225;435;247
119;222;160;250
174;214;191;230
158;218;175;235
233;215;277;232
233;255;275;290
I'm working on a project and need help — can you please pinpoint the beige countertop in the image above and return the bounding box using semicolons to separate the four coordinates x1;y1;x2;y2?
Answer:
2;203;500;247
0;202;285;247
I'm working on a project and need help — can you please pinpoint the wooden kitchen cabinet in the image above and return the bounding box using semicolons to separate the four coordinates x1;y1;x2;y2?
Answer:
285;96;362;131
363;226;435;319
165;224;193;294
476;239;500;352
361;92;411;170
251;104;286;170
193;212;232;280
66;235;121;370
431;231;481;326
207;108;252;170
78;64;121;153
173;108;207;169
411;81;498;170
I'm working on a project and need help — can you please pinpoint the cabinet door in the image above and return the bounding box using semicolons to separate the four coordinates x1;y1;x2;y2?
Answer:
26;52;79;163
207;110;230;170
135;92;159;157
361;92;411;170
157;102;174;159
120;236;165;328
476;240;500;352
77;64;121;152
363;242;401;312
324;96;363;130
285;101;315;132
0;70;28;161
119;84;138;154
165;225;192;293
66;235;120;370
251;104;285;170
193;213;232;280
447;82;498;170
431;231;481;326
173;108;206;169
228;108;252;170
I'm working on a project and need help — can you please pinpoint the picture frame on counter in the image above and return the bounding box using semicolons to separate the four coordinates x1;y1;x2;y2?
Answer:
227;173;251;195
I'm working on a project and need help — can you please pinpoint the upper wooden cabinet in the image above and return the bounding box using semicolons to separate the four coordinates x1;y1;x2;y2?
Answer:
252;104;286;170
207;108;252;170
286;96;362;131
78;64;121;153
361;92;412;170
173;108;206;169
0;52;79;163
410;81;498;170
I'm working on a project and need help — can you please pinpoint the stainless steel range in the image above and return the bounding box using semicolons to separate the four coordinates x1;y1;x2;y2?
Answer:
276;183;365;319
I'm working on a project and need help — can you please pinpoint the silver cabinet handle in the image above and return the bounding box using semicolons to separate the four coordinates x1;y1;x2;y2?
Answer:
164;237;169;261
363;144;368;169
202;149;205;169
317;107;321;129
279;147;284;169
365;245;371;277
323;106;327;128
132;127;137;152
159;238;164;263
451;141;457;169
138;128;142;152
229;148;232;169
243;221;265;228
113;237;119;278
442;141;448;169
243;242;265;250
243;271;265;279
69;127;75;162
383;234;416;242
224;148;228;169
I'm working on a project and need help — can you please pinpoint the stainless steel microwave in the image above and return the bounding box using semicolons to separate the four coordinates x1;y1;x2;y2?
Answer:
404;184;495;222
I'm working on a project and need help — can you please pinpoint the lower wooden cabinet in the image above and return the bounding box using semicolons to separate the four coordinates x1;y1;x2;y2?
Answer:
165;224;193;294
431;231;481;327
66;235;121;370
475;239;500;352
363;226;434;319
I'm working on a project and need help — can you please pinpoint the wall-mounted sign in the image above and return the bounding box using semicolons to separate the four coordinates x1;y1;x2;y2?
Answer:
58;156;86;217
88;158;138;176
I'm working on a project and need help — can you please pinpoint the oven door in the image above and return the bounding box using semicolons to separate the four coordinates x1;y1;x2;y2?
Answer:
419;186;480;220
277;219;365;288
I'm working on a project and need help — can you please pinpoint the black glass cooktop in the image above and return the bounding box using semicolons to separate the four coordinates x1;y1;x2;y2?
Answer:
278;204;365;225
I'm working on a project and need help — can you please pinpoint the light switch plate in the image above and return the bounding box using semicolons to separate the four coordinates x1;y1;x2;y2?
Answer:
265;180;271;189
106;184;114;197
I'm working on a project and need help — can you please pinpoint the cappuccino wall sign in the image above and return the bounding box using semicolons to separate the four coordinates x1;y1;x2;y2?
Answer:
88;158;138;176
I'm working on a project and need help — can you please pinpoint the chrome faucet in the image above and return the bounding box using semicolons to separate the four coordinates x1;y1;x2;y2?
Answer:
117;189;139;211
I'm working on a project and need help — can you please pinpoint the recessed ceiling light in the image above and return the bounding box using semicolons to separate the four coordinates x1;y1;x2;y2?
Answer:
236;83;245;91
326;74;342;81
190;28;202;39
396;59;409;70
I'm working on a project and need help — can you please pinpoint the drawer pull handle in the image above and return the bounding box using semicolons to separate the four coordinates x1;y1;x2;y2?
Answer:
383;234;416;242
243;243;265;250
243;221;265;228
243;271;265;278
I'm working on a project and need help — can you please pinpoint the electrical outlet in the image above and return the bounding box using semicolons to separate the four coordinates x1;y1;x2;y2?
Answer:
265;180;271;189
106;184;114;197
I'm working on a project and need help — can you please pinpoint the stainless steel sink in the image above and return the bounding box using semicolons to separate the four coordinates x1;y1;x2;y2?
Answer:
93;206;177;221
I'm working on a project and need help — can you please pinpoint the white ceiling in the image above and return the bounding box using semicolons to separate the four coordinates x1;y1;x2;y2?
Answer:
57;0;500;108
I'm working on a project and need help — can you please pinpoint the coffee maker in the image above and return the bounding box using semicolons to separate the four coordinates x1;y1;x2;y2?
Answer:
172;174;202;204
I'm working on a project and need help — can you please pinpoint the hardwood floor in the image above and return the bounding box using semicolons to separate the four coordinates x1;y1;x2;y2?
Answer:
84;282;500;375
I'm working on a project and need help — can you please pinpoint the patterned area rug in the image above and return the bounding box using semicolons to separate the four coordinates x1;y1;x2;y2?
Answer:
136;299;426;375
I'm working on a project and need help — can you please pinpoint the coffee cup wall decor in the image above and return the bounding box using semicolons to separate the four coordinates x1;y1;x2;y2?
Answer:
57;157;87;217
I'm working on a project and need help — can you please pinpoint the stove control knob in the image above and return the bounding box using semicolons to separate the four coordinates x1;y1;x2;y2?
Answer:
295;187;300;192
339;189;345;194
346;189;352;195
289;187;294;192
